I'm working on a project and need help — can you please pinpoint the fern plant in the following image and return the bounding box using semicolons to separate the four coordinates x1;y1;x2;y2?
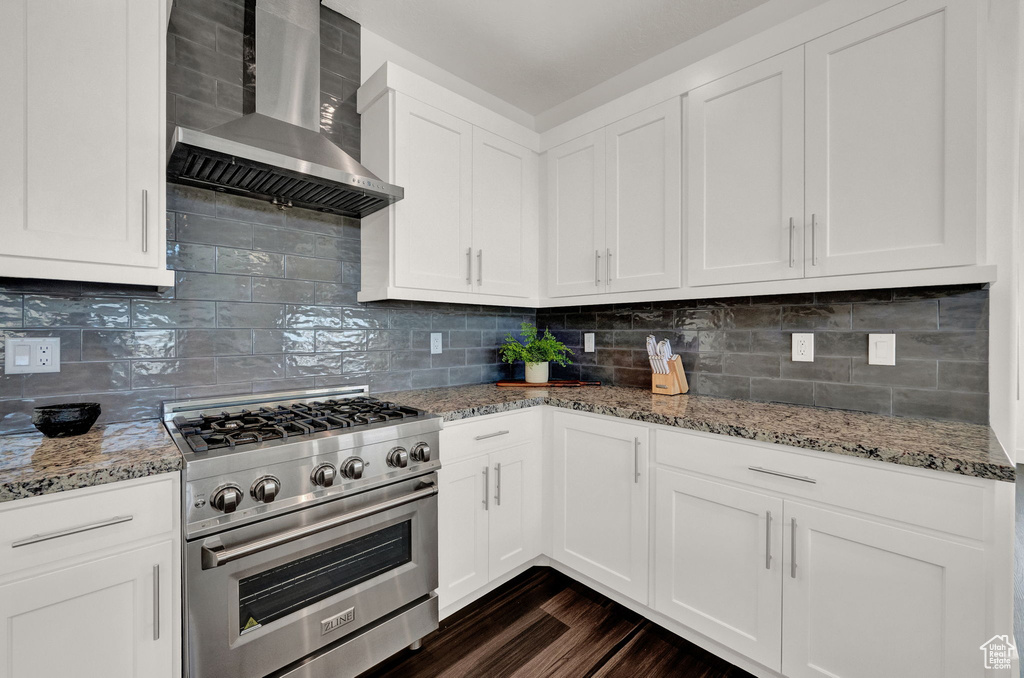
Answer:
500;322;574;367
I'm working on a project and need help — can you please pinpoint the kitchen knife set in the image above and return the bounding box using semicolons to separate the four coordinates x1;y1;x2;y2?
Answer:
646;334;689;396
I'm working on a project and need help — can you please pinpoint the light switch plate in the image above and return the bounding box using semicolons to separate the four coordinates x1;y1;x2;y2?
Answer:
429;333;442;355
791;333;814;362
583;333;595;353
5;337;61;374
868;333;896;366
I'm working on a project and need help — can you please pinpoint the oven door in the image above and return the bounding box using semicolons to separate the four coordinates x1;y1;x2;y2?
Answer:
185;473;438;678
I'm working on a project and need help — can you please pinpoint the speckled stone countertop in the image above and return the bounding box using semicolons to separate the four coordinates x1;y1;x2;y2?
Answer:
379;384;1015;482
0;422;181;503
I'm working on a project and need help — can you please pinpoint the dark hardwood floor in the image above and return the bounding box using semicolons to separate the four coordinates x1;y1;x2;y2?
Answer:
360;568;755;678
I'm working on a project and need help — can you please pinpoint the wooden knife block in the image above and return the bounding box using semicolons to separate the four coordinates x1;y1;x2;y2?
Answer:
651;355;689;396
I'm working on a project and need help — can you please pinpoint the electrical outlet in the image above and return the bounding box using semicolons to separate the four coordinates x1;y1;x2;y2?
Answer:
430;332;443;355
792;333;814;362
5;337;61;374
583;333;595;353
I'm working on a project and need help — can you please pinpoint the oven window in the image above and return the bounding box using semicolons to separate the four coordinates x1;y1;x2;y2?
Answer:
238;521;412;634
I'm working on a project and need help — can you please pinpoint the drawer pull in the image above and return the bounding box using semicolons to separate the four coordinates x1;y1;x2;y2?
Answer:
748;466;817;484
474;430;510;441
12;515;134;548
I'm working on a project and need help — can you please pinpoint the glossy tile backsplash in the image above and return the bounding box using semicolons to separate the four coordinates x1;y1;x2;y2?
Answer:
537;286;990;424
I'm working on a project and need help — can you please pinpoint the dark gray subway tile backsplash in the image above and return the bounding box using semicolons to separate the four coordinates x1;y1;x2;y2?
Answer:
0;0;992;431
537;284;990;424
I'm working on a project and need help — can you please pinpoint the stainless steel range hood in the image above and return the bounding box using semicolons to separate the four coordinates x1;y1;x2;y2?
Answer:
167;0;402;218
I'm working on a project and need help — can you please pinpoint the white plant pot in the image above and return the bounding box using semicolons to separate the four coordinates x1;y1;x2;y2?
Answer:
524;362;549;384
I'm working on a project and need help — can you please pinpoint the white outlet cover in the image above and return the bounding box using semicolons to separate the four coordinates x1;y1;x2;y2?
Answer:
792;333;814;362
430;332;443;355
5;337;61;374
583;333;595;353
868;333;896;366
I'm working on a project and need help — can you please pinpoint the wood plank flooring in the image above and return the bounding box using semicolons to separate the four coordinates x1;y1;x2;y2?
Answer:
359;568;755;678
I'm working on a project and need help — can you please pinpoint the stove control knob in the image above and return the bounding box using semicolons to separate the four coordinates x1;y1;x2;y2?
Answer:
311;464;336;488
211;485;243;513
387;447;409;468
251;476;281;503
411;442;432;462
341;457;365;480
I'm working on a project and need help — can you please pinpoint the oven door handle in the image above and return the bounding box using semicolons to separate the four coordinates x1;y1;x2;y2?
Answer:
201;482;438;569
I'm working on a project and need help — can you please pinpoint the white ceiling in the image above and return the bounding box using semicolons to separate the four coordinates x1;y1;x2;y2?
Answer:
322;0;771;116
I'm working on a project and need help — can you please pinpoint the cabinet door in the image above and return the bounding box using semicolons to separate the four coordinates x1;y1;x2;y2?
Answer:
437;456;490;608
394;95;474;293
472;129;537;298
782;502;986;678
804;0;977;277
654;470;783;671
488;442;542;579
0;541;173;678
551;412;649;603
605;99;682;293
546;132;607;297
686;48;804;286
0;0;167;282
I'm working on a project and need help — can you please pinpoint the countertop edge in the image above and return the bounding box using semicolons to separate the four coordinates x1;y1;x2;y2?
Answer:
439;395;1015;483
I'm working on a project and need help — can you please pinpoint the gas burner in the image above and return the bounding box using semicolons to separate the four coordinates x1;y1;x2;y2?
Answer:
171;394;426;453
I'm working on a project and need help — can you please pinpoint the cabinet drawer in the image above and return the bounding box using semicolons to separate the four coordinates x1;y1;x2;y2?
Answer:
654;429;985;540
0;474;177;577
440;409;542;462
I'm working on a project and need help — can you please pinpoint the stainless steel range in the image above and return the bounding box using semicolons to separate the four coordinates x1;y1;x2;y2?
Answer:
163;386;440;678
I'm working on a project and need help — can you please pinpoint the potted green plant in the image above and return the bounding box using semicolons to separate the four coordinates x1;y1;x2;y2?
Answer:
500;322;574;383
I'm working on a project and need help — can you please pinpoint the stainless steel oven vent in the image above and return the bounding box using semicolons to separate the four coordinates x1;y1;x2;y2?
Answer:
166;0;402;218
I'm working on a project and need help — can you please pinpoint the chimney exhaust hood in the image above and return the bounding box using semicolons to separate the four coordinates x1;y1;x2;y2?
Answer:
166;0;402;218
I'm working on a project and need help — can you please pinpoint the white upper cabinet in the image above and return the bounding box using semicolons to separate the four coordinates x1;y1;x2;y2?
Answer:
804;0;978;277
687;49;805;286
393;96;475;294
0;0;172;287
547;100;682;298
472;129;538;298
605;100;682;293
358;65;539;304
546;131;607;297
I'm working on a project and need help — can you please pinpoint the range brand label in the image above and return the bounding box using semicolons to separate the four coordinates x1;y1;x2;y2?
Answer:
321;607;356;636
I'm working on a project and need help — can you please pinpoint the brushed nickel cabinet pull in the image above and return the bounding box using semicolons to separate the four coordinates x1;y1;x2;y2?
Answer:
12;515;134;548
765;510;773;569
788;218;795;268
595;250;601;285
482;467;489;511
466;248;472;284
633;437;640;484
606;248;613;284
748;466;817;484
494;462;502;506
811;214;818;266
474;430;509;441
477;250;483;286
153;564;161;641
142;189;149;253
790;518;797;579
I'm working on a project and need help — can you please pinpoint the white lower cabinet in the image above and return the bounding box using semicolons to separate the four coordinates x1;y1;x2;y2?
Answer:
551;411;649;604
653;470;783;671
0;474;180;678
781;502;986;678
438;434;541;609
0;541;174;678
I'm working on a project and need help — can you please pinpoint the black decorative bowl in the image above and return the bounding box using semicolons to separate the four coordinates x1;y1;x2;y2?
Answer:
32;403;101;438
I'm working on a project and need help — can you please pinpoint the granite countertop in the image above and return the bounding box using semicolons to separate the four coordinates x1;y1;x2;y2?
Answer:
379;384;1015;482
0;421;182;503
